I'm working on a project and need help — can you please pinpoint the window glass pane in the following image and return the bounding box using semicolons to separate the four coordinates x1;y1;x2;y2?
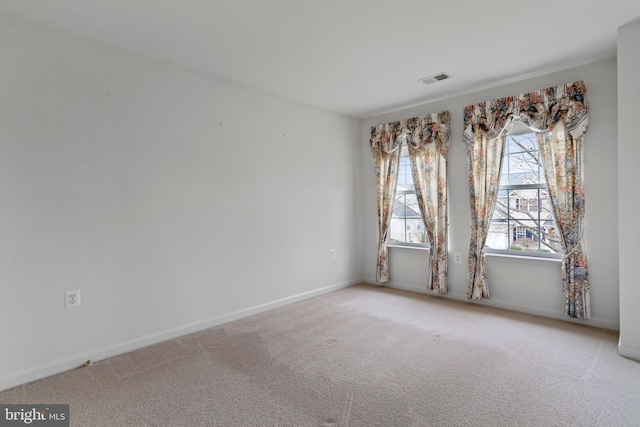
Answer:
506;150;539;185
507;133;536;151
539;190;553;220
511;188;540;215
487;131;561;256
396;145;414;191
404;193;420;217
393;193;407;217
406;219;426;244
511;220;539;251
389;143;428;246
492;189;510;222
487;222;509;250
389;217;405;243
505;134;543;185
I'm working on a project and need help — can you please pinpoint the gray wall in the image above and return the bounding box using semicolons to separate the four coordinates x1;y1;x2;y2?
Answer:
617;17;640;361
361;58;620;330
0;17;363;391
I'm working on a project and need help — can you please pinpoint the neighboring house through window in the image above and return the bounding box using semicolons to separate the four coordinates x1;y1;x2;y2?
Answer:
390;143;428;247
486;131;562;257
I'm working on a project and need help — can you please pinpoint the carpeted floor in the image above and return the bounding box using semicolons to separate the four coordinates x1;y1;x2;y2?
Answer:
1;283;639;426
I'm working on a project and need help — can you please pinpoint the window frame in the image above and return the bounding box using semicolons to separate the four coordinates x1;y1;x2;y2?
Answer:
485;131;562;260
388;142;429;249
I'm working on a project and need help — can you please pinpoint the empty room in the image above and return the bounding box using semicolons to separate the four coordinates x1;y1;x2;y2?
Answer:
1;1;640;426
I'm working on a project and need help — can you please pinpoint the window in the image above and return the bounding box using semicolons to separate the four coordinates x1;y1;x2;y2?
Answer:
486;131;562;257
515;197;538;212
389;143;428;247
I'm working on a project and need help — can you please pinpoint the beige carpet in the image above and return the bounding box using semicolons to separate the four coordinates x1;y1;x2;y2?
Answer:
1;283;639;426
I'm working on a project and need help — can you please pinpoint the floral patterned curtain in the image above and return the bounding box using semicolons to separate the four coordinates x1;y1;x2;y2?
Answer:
370;111;450;287
370;122;403;283
518;81;590;319
462;81;590;319
405;111;451;293
462;98;512;299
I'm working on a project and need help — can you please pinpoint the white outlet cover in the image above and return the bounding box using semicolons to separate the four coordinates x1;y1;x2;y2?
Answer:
65;289;81;309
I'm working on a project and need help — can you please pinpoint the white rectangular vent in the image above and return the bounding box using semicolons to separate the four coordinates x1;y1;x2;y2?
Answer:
418;72;452;85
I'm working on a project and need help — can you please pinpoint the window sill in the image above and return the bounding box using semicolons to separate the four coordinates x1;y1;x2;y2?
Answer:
485;252;562;263
388;244;430;252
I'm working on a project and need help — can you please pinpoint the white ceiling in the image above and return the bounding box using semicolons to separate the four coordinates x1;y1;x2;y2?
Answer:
2;1;639;118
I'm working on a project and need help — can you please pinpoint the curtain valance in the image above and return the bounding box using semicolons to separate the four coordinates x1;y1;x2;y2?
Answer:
370;121;404;154
370;111;451;155
463;81;588;145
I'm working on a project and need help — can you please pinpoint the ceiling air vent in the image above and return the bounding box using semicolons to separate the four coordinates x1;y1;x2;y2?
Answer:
418;72;452;85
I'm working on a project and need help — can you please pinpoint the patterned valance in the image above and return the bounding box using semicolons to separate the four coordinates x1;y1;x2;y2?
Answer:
463;81;588;144
370;111;451;156
369;121;404;154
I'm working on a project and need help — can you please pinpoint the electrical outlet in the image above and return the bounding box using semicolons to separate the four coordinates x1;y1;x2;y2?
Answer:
330;249;336;259
454;253;462;264
65;289;81;309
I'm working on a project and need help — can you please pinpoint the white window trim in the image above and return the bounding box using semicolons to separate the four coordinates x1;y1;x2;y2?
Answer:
486;130;562;260
387;243;430;251
485;251;562;262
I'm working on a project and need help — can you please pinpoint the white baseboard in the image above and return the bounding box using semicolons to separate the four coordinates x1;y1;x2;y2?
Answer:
363;278;620;331
618;341;640;362
0;279;359;393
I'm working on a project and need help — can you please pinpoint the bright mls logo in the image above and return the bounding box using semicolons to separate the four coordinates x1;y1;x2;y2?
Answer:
0;405;69;427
